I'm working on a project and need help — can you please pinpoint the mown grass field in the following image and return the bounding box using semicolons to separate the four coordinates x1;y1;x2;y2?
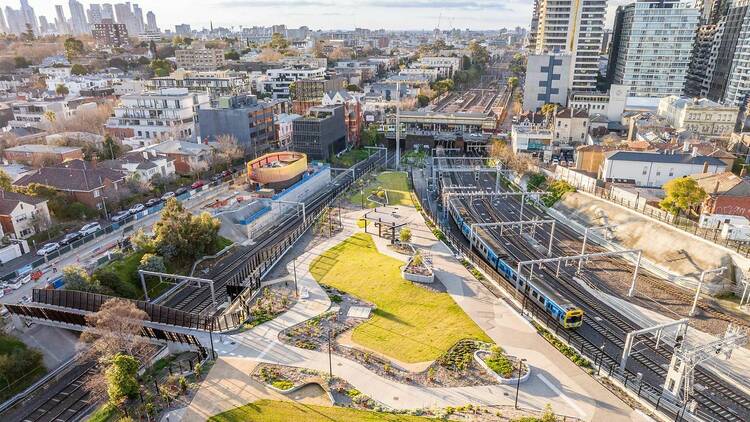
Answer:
349;171;413;208
309;233;491;363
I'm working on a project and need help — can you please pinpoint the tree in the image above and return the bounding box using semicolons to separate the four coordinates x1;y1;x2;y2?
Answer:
224;50;240;60
214;134;243;170
268;33;290;51
14;56;30;68
399;227;412;243
63;265;103;293
507;76;519;89
468;40;489;67
64;37;85;60
82;298;150;361
509;53;527;78
432;79;454;95
105;353;140;405
540;103;558;119
360;124;379;147
416;94;430;108
138;253;166;273
346;84;361;92
99;135;121;160
150;59;172;77
70;63;88;75
55;84;69;96
21;23;35;42
0;170;12;191
660;177;707;216
152;198;221;262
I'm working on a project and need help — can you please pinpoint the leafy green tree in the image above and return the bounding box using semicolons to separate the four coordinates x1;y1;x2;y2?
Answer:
150;59;172;77
14;56;30;68
360;124;379;147
268;33;289;51
507;76;519;89
64;37;85;60
468;40;489;67
63;265;103;293
21;23;35;42
152;199;221;262
105;353;140;405
99;135;121;160
417;94;430;108
131;229;156;253
660;178;707;216
509;53;527;78
432;78;454;95
346;84;361;92
224;50;240;60
93;269;136;298
0;169;13;191
70;64;88;75
55;84;69;96
138;253;166;273
399;228;412;243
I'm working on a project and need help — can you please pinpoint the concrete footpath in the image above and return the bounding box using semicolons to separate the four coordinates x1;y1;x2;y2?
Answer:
183;202;643;421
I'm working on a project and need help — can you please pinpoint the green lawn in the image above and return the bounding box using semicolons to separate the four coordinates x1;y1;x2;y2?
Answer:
330;148;372;168
0;334;46;402
309;233;491;363
209;399;435;422
349;171;414;208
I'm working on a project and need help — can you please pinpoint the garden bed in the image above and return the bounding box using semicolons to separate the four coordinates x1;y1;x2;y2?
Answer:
475;346;530;385
401;253;434;284
238;283;297;331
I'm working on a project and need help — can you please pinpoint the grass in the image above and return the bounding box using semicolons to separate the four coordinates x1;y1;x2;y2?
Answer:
330;148;372;168
87;403;118;422
0;334;46;402
349;171;413;208
484;346;514;378
209;399;436;422
271;380;294;390
100;251;174;300
309;233;490;363
215;236;234;251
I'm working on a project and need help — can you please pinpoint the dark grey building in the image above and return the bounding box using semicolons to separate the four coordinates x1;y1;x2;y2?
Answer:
292;105;346;161
198;94;275;158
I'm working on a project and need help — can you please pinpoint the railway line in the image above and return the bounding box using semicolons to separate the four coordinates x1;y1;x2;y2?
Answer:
436;157;750;421
159;151;387;316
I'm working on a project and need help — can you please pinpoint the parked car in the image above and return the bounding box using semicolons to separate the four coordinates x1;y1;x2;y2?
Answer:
175;186;189;196
111;210;131;223
161;191;176;200
145;197;163;208
17;274;31;284
191;180;205;190
210;173;223;182
79;222;102;236
221;170;233;178
37;242;60;256
60;231;83;245
129;203;145;214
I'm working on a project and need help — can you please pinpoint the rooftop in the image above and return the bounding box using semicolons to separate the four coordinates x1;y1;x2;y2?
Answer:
5;144;81;154
605;151;726;166
0;190;47;215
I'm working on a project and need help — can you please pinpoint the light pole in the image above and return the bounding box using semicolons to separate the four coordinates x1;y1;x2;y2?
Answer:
514;358;527;409
360;189;364;209
690;267;726;316
292;257;298;297
596;343;605;375
328;327;333;378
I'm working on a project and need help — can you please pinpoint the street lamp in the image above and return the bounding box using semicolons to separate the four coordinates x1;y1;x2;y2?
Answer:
514;358;527;409
596;343;606;375
292;257;298;298
690;267;726;316
360;189;364;209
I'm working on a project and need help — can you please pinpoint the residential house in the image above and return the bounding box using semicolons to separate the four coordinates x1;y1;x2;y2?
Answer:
0;190;51;239
657;96;740;139
13;160;126;211
275;113;301;150
601;151;727;187
4;144;84;166
691;172;750;219
553;108;589;146
140;140;213;175
101;150;176;182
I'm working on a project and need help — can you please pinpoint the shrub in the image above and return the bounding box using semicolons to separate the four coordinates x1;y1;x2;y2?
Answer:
271;380;294;390
484;346;514;378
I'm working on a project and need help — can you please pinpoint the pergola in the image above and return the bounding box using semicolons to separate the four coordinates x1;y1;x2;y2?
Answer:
362;207;409;244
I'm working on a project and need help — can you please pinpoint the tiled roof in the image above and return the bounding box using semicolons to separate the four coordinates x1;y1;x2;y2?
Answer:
14;161;125;192
0;190;47;215
605;151;726;166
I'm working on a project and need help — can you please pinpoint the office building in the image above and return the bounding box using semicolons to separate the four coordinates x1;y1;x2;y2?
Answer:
657;96;740;139
529;0;605;92
132;3;144;34
175;24;191;35
55;5;68;34
87;3;102;25
146;11;158;32
105;88;209;141
291;77;346;114
176;44;226;71
198;94;276;157
292;105;347;161
0;8;7;34
523;53;572;111
92;19;129;48
20;0;38;34
608;0;700;98
721;1;750;107
68;0;88;34
101;3;114;20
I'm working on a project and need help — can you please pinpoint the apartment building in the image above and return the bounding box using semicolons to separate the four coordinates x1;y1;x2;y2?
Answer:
176;44;226;71
522;53;571;111
9;100;70;129
149;69;249;103
529;0;605;92
290;77;346;115
197;94;276;157
410;56;462;79
264;66;327;100
608;0;700;98
92;18;129;48
657;96;740;139
105;88;209;141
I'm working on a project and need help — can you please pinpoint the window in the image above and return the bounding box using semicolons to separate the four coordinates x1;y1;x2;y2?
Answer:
94;189;101;198
642;166;648;175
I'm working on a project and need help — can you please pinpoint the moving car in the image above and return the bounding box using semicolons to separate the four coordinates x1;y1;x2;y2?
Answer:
37;242;60;256
111;210;131;222
60;231;83;245
79;222;102;236
145;197;163;208
161;191;176;200
129;203;145;214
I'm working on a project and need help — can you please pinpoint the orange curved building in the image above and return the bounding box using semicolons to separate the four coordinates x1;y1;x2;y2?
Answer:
247;151;308;189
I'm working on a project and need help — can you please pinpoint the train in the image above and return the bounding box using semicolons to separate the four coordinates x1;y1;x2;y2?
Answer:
449;201;584;329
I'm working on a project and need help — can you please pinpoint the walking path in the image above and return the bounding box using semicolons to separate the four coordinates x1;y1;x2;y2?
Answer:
184;201;642;421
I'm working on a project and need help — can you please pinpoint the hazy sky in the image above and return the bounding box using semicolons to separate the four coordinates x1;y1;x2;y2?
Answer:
2;0;625;32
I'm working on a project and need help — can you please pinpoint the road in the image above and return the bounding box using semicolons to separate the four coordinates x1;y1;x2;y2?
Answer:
0;182;233;307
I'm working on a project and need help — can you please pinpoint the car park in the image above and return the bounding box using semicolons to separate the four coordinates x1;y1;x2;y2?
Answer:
191;180;205;189
60;231;83;245
145;197;163;207
79;222;102;236
36;242;60;256
129;203;145;214
161;191;176;200
111;210;131;222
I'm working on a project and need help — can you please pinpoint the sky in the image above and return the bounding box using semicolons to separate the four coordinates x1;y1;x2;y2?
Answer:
2;0;625;32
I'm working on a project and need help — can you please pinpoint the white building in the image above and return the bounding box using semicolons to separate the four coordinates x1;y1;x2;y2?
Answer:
263;67;327;99
568;84;628;122
523;53;572;111
410;56;462;79
9;100;70;129
511;115;553;153
657;96;740;139
101;150;176;181
45;74;123;96
113;80;147;96
553;108;589;146
0;190;51;239
105;88;209;141
275;113;300;150
601;151;727;187
39;66;72;78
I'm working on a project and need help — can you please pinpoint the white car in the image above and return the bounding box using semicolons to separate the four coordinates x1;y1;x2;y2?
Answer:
18;274;31;284
36;242;60;256
111;210;131;223
129;203;145;214
161;191;176;200
79;222;102;236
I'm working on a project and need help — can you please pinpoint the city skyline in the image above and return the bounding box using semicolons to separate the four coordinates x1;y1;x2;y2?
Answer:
0;0;631;32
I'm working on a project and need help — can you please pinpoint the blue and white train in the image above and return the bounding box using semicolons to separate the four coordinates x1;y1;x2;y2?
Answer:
450;203;584;329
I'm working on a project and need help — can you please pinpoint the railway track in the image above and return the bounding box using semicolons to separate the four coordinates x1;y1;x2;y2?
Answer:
439;159;750;421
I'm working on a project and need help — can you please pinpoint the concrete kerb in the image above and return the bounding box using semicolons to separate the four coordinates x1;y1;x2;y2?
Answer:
473;350;531;386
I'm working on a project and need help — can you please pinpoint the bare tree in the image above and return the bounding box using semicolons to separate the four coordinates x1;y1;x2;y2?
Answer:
214;134;244;170
47;101;114;135
257;48;283;62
